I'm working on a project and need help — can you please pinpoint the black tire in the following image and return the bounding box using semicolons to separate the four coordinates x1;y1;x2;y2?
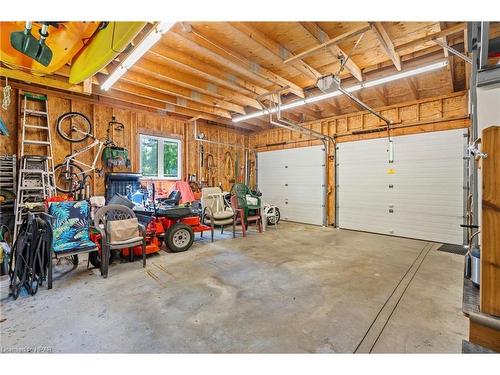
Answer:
165;223;194;253
53;162;84;193
56;112;92;143
267;207;280;225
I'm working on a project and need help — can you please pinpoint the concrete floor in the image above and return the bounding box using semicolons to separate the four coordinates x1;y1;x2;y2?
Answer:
0;222;467;353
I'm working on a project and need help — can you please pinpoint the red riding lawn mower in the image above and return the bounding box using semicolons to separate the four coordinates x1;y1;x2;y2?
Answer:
88;184;212;268
133;205;212;254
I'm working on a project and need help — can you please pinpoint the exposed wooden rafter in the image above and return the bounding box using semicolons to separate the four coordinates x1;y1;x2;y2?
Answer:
0;66;88;94
121;69;246;114
439;22;456;92
299;22;363;81
405;77;419;100
96;88;260;131
132;58;261;109
373;86;389;106
284;24;371;63
149;37;271;99
369;22;402;71
110;80;232;118
173;23;305;98
1;21;470;131
227;22;322;81
394;22;467;53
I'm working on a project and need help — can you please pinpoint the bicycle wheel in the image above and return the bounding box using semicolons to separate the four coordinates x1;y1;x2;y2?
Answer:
54;162;84;193
56;112;93;143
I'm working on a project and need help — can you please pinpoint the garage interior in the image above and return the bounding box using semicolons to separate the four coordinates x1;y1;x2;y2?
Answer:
0;20;499;355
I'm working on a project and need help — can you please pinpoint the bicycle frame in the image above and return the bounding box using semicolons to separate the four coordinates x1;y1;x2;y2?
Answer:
63;138;106;176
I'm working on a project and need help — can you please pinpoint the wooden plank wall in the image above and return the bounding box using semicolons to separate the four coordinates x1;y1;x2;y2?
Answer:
480;126;500;317
0;88;249;196
249;91;470;225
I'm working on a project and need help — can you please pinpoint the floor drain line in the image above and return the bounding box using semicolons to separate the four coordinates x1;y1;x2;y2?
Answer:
354;242;436;353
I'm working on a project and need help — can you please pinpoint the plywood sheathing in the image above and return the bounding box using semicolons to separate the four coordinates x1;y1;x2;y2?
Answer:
2;87;249;195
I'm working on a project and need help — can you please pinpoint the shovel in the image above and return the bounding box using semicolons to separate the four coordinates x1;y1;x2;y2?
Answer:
10;22;53;67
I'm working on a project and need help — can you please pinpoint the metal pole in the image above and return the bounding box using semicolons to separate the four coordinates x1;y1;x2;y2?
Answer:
463;131;470;246
433;39;472;64
470;22;480;246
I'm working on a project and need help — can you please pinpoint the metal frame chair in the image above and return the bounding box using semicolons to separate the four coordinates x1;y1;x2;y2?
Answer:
46;200;99;289
93;204;146;278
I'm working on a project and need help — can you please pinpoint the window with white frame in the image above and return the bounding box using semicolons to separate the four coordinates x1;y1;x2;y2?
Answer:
139;134;181;179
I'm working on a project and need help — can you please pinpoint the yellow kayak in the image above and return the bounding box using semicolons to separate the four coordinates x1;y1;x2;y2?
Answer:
69;21;146;84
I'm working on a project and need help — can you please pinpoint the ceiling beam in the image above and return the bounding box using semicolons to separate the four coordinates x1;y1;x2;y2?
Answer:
120;69;246;114
132;58;261;109
394;22;467;53
292;105;322;120
96;88;260;131
284;24;371;64
405;77;419;100
373;86;389;107
463;27;471;90
299;22;363;82
0;66;88;94
149;38;271;99
173;23;305;98
227;22;322;81
327;98;342;116
369;22;402;71
439;22;456;92
5;72;258;132
110;80;232;118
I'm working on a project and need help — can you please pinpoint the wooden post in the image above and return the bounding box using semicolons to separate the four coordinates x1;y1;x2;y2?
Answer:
481;125;500;317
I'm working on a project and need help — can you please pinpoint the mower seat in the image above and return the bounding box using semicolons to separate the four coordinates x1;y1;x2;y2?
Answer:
158;190;181;206
155;206;194;219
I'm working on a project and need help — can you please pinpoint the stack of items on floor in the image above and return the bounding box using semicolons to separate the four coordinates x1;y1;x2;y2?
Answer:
0;155;16;275
7;146;276;299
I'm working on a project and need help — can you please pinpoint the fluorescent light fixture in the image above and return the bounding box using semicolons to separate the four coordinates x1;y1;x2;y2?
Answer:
233;60;448;123
101;21;175;91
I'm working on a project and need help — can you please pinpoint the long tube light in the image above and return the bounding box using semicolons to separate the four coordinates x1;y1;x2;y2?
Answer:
233;60;448;122
101;21;175;91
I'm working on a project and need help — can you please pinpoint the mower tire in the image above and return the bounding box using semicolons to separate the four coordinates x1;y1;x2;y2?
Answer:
166;223;194;253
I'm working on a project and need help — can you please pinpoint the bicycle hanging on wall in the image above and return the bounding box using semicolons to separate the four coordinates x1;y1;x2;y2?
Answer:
53;112;125;193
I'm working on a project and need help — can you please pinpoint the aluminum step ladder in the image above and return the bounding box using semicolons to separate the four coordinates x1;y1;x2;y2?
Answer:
13;92;56;240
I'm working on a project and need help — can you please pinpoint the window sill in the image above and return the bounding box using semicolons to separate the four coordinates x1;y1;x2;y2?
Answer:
140;177;180;181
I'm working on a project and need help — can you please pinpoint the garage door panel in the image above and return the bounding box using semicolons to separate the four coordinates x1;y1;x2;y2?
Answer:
338;129;465;244
258;146;325;226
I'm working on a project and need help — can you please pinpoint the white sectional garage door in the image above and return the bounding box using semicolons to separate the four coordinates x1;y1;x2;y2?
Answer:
337;129;465;244
257;146;325;225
